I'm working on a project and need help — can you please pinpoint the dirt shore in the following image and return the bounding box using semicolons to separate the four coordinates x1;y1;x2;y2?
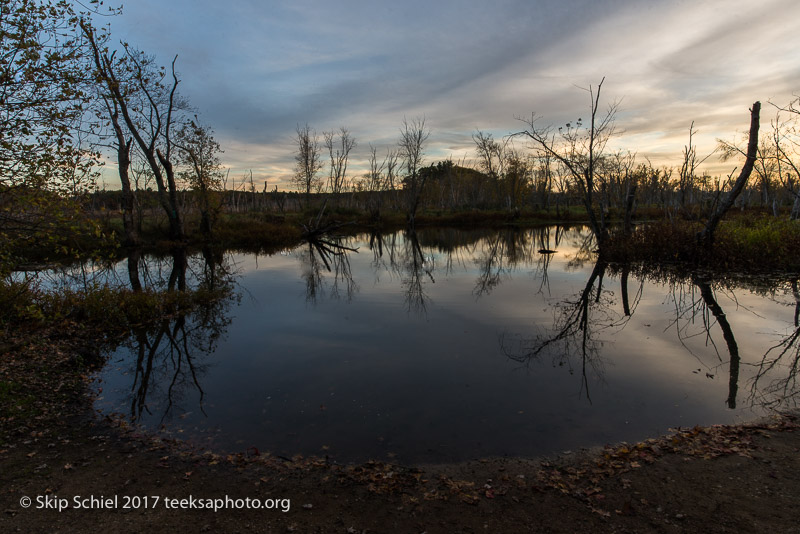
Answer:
2;329;799;533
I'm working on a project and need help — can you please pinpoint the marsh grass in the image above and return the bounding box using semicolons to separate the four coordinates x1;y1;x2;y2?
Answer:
0;277;232;339
606;215;800;271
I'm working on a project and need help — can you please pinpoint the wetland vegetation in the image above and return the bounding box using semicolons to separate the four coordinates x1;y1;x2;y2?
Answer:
3;1;800;531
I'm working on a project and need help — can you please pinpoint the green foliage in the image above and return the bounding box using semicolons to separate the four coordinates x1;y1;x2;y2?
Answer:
0;186;118;275
606;216;800;271
0;277;232;338
0;279;42;325
0;1;123;274
714;217;800;270
0;0;102;194
175;121;225;234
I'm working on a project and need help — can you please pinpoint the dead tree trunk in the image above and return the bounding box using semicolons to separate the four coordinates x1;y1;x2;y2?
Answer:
697;102;761;249
112;121;137;245
695;276;740;409
623;183;637;237
621;265;631;316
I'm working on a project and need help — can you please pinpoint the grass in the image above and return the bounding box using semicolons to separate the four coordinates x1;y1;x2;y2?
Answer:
94;204;596;249
605;214;800;271
1;274;235;346
12;202;800;285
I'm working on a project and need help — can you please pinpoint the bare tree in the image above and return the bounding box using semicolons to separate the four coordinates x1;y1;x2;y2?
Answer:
532;152;554;211
293;123;324;206
364;145;386;191
473;131;505;178
385;147;400;209
363;144;387;217
678;123;701;209
516;78;617;247
100;94;137;245
718;125;777;212
698;102;761;249
473;130;506;205
503;146;532;212
323;127;356;195
398;117;430;226
82;21;186;240
769;101;800;219
600;150;638;236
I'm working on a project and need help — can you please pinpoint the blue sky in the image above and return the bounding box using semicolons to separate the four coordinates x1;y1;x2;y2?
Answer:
97;0;800;189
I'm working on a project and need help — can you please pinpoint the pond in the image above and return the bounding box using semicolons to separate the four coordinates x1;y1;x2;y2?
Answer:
63;226;800;464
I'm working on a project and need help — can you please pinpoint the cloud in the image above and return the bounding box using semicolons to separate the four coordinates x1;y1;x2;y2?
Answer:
97;0;800;188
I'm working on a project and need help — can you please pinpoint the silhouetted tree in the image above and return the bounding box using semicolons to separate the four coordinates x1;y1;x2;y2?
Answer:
175;120;224;236
398;117;430;226
697;102;761;249
517;79;618;247
293;123;324;206
324;127;356;195
83;21;187;240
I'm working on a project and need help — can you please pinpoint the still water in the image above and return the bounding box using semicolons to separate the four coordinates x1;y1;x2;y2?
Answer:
79;226;799;463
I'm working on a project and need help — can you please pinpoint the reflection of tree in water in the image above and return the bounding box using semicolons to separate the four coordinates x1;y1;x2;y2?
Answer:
533;225;565;296
368;227;581;312
662;273;755;409
298;236;358;303
473;228;534;298
397;229;435;315
635;267;800;411
562;227;597;272
471;225;571;298
748;278;800;409
502;258;642;401
694;276;741;409
500;256;798;410
121;247;237;423
367;229;435;315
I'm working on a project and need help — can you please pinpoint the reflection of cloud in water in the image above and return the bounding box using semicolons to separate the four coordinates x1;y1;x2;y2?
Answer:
82;227;800;463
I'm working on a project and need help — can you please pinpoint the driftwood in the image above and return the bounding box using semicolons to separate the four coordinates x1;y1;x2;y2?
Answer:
301;199;355;240
300;201;359;273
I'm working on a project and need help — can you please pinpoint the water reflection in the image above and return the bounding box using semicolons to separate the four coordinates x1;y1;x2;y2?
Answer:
299;237;359;303
473;229;534;297
640;269;796;412
105;247;237;424
84;227;800;463
749;277;800;409
693;275;740;409
501;258;643;402
397;229;435;315
365;229;436;315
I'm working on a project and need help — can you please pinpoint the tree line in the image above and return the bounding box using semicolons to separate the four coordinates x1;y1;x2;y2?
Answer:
2;0;799;262
1;0;226;254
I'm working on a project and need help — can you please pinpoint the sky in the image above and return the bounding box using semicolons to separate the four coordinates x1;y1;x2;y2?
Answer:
94;0;800;190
